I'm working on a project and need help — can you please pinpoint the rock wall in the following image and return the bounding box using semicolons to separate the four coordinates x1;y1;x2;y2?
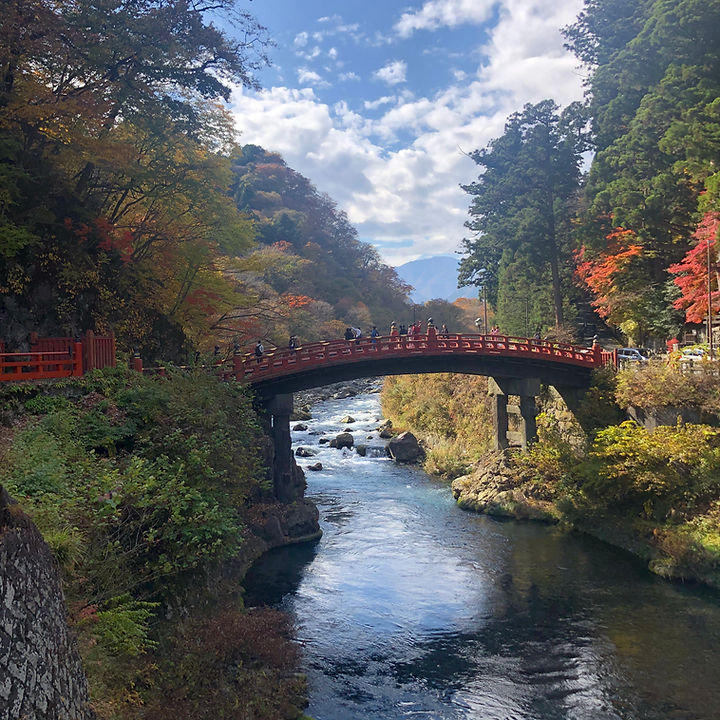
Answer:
0;486;95;720
451;450;558;521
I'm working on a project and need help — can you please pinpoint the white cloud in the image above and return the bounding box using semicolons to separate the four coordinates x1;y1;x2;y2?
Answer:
363;96;396;110
293;31;309;47
373;60;407;86
297;68;327;87
395;0;497;37
230;0;585;266
339;71;360;82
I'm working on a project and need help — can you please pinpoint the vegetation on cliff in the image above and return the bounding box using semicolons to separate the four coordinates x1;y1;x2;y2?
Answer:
0;368;308;718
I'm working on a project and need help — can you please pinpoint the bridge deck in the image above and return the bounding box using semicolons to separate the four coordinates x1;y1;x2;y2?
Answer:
236;334;609;392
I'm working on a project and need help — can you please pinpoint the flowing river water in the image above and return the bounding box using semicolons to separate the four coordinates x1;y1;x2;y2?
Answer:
244;392;720;720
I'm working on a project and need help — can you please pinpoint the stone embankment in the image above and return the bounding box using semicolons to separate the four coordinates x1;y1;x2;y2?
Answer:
0;486;96;720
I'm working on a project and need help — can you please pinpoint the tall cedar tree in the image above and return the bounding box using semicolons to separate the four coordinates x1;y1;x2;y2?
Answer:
459;100;588;333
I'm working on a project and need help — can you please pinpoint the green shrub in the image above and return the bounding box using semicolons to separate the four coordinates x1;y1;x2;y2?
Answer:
6;424;73;497
93;593;159;657
24;394;72;414
575;422;720;519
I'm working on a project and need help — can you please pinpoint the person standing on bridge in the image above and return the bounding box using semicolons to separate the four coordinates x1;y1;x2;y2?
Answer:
440;323;448;336
390;322;398;337
254;340;264;363
288;335;298;350
371;326;380;344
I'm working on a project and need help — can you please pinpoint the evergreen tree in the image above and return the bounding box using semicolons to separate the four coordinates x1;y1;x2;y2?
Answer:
459;100;588;333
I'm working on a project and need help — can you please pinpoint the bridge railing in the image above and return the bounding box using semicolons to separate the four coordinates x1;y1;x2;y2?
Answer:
234;333;607;384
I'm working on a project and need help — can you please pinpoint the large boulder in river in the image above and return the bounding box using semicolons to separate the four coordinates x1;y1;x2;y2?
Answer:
355;444;367;457
387;431;421;463
334;432;354;449
307;462;323;471
340;415;355;424
295;446;317;457
292;422;308;431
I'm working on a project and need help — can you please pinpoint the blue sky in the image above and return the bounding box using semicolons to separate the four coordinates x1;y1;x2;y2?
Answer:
230;0;586;265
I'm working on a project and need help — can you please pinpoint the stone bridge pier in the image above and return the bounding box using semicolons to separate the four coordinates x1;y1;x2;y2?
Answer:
263;393;304;503
488;377;540;451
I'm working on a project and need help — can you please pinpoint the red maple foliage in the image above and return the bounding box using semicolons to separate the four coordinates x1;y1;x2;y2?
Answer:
185;288;221;315
575;228;643;318
282;293;314;309
668;212;720;323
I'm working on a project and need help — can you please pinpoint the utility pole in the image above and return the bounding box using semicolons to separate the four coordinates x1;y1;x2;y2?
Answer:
483;285;488;333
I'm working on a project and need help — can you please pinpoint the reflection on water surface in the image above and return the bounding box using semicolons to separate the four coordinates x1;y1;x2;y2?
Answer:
244;394;720;720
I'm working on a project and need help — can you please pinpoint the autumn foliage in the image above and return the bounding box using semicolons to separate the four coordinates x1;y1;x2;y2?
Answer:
574;229;643;319
668;212;720;323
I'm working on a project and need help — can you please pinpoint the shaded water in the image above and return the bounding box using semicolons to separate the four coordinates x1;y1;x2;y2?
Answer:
245;393;720;720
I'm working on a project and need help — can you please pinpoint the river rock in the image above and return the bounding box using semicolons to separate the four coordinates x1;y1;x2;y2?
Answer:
335;432;354;449
319;437;330;445
377;419;394;438
340;415;355;424
355;444;367;457
307;462;323;471
290;407;312;421
292;422;308;431
333;388;357;399
387;431;421;463
295;446;317;457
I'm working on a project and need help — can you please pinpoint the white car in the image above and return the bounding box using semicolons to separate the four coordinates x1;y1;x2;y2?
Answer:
680;347;708;362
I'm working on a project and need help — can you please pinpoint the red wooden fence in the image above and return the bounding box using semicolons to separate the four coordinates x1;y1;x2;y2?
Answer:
0;332;116;381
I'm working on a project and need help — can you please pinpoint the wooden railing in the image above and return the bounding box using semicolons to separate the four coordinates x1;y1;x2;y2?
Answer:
0;343;83;381
0;331;614;384
0;332;116;382
228;333;608;384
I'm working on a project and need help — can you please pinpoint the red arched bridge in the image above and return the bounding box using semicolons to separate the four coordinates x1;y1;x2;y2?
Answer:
233;332;611;397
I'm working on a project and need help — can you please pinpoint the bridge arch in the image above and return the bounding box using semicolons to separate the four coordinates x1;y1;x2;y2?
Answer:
236;333;610;500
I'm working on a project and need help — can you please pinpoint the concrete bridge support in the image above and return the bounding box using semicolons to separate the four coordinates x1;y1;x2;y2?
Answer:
264;393;303;503
488;377;540;451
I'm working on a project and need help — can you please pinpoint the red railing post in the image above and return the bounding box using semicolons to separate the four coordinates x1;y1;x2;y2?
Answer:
84;329;96;372
109;330;116;368
131;350;143;373
72;342;83;376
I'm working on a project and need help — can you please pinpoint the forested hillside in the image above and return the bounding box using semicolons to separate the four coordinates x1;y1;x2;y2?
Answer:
0;1;420;363
459;0;720;345
227;145;413;344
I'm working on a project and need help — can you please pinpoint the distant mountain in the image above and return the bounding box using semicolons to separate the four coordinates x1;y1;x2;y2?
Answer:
395;255;474;303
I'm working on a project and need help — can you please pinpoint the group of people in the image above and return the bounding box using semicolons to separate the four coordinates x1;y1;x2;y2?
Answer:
253;319;454;360
389;319;449;337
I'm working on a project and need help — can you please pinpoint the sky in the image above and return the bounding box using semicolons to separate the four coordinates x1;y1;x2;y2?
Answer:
229;0;587;266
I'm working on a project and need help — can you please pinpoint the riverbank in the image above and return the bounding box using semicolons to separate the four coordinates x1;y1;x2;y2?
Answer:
0;369;320;719
381;372;720;590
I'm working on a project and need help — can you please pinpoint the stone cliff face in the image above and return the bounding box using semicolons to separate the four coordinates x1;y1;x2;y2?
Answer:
0;486;95;720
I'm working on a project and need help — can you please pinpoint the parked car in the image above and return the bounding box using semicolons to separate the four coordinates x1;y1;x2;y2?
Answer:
680;346;708;362
617;347;648;363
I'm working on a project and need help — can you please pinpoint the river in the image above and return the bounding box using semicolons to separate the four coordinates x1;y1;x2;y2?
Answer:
244;392;720;720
